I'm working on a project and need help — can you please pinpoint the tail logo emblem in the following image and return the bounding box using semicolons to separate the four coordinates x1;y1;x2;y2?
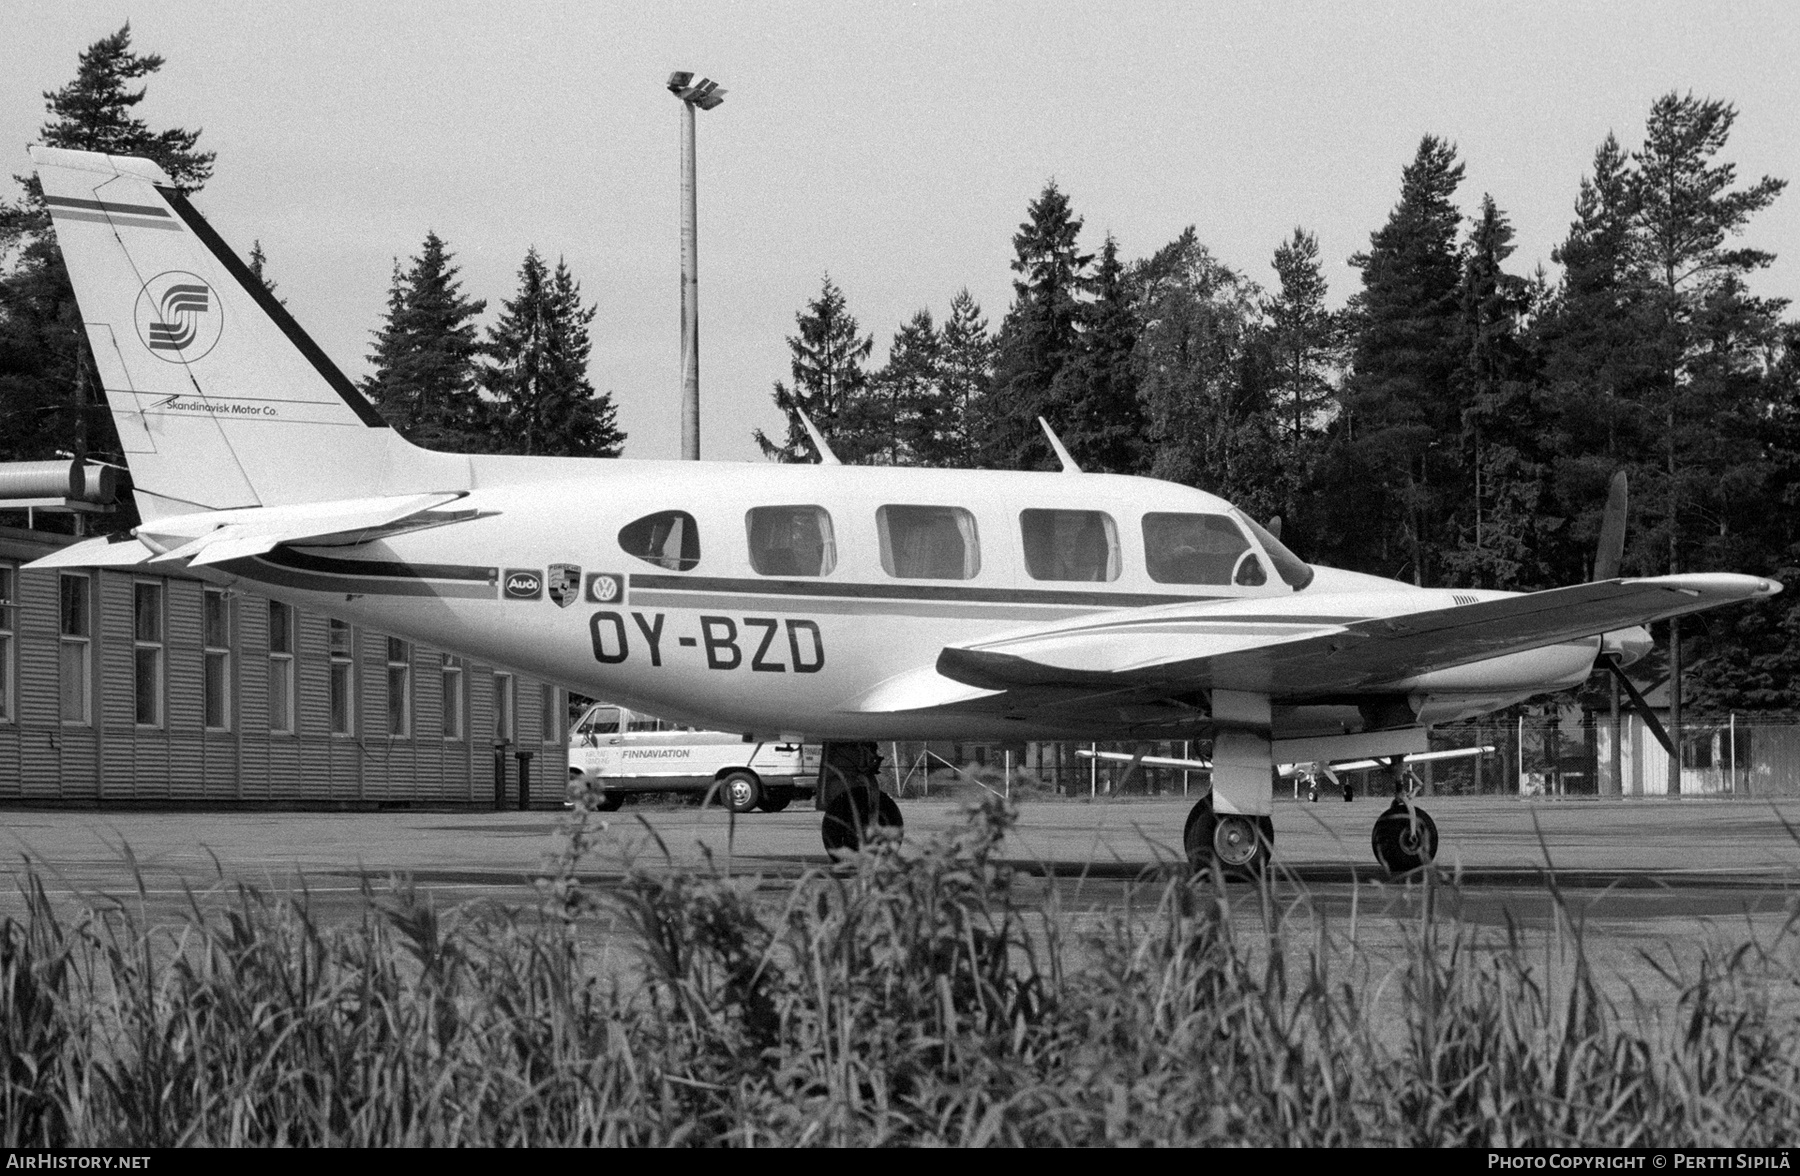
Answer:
134;270;223;363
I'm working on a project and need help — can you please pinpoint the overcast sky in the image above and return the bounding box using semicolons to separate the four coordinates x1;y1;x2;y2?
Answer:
6;2;1800;462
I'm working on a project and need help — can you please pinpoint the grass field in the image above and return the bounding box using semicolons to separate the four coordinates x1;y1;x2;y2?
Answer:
4;793;1800;1146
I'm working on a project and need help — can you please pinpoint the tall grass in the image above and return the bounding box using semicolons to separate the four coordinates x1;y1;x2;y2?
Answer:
3;796;1799;1145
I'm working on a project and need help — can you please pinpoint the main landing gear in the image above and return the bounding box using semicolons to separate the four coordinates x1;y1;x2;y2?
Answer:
1183;794;1274;879
816;741;903;853
1369;761;1437;874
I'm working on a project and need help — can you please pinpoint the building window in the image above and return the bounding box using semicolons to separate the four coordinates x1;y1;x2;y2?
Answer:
0;564;15;723
267;600;295;734
386;637;411;737
877;505;981;580
541;684;559;743
202;589;230;730
133;581;163;726
328;619;354;736
494;671;515;744
59;574;90;725
440;654;464;740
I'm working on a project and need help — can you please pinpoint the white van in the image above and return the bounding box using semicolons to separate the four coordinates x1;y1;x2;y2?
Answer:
567;702;819;813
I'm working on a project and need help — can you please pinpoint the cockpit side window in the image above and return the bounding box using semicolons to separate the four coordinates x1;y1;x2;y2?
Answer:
746;506;837;576
619;511;700;571
877;505;981;580
1142;512;1260;586
1020;509;1120;582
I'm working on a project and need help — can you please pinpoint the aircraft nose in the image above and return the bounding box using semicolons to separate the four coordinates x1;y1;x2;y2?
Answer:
1600;625;1653;667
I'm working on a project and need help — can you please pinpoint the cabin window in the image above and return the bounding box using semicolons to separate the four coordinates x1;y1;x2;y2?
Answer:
619;511;700;571
1020;509;1120;582
1141;513;1264;586
877;505;981;580
746;506;837;576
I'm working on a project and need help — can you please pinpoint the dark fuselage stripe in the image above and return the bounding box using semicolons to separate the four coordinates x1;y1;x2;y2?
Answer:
231;558;497;600
628;573;1229;608
629;589;1092;621
264;546;497;583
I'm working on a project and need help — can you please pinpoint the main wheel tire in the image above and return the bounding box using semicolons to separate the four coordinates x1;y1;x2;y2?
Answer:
1182;796;1273;879
1371;802;1438;874
720;771;761;814
821;790;903;853
757;787;794;813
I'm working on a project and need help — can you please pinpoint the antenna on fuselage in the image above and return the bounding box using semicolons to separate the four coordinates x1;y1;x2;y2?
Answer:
796;408;842;465
1038;417;1082;474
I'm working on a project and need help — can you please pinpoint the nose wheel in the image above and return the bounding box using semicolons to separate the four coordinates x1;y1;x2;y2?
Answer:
1183;796;1273;880
1371;799;1438;874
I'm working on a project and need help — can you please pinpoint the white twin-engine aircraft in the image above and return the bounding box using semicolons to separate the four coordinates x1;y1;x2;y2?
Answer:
27;145;1783;875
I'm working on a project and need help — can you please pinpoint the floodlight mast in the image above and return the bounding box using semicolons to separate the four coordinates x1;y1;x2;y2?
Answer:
667;72;725;460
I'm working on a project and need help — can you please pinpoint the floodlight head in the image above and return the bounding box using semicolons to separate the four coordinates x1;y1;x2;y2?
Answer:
667;73;726;109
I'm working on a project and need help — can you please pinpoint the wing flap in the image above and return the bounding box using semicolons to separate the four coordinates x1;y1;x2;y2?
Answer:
938;574;1781;697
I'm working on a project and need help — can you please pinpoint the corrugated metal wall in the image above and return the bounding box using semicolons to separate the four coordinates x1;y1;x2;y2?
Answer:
0;554;566;808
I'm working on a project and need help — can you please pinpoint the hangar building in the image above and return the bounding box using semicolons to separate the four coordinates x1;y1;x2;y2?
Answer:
0;522;568;807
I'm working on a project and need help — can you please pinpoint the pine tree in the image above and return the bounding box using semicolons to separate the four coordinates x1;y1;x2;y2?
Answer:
935;289;994;468
1630;94;1787;738
1338;135;1468;583
0;25;210;508
1264;227;1340;526
1051;235;1142;474
986;181;1092;469
1538;133;1656;584
362;231;488;451
483;249;624;458
755;275;873;463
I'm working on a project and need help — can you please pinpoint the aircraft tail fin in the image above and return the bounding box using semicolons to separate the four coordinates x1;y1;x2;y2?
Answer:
29;146;470;522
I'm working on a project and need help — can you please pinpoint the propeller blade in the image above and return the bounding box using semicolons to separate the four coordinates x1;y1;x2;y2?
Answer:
1602;654;1674;757
1266;515;1283;540
1593;470;1628;581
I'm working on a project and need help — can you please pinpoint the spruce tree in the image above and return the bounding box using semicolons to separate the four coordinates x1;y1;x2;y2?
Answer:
1338;135;1468;583
1051;235;1143;474
1442;195;1545;590
0;25;211;506
987;181;1092;469
936;289;994;468
755;275;873;463
362;232;488;451
483;249;624;457
1132;227;1275;513
862;308;941;466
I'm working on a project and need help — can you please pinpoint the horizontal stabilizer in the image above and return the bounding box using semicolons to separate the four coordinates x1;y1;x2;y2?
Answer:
24;492;467;573
24;535;158;570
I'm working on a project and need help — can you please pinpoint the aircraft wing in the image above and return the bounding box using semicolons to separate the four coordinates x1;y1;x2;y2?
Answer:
936;573;1780;699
